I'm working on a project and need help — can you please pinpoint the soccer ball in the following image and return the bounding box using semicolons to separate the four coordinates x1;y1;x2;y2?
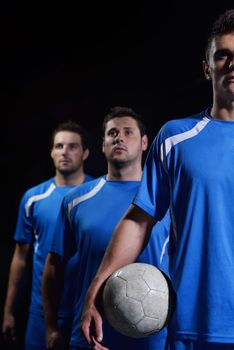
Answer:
102;263;171;338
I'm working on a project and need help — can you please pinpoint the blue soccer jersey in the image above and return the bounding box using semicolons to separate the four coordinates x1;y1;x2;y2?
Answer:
50;177;170;349
133;109;234;343
14;174;93;317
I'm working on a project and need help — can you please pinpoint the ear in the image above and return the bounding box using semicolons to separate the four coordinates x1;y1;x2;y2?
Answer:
102;138;105;153
50;149;54;160
82;148;90;161
202;60;211;81
141;135;148;151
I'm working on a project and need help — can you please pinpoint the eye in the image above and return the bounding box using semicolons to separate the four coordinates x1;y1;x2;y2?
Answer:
214;49;232;61
108;129;118;137
125;129;133;135
69;143;80;150
54;143;63;149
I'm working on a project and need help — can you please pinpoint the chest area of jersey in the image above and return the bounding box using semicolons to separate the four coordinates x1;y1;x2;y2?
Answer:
30;192;63;229
168;125;234;185
73;186;137;252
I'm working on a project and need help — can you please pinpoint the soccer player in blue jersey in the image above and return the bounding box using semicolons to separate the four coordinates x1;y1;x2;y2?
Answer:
2;120;94;350
42;106;170;350
81;9;234;350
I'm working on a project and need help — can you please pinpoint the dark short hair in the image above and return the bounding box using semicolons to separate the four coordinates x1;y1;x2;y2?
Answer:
51;120;89;150
205;9;234;61
102;106;146;137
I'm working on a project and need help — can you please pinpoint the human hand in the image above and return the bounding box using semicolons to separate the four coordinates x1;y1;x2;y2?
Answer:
2;313;17;345
91;336;109;350
80;303;108;350
46;329;65;350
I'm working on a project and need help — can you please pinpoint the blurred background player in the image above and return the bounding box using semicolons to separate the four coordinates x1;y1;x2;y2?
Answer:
42;106;170;350
2;120;94;349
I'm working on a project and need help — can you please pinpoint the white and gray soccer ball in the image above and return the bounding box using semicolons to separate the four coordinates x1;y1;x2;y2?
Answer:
102;262;171;338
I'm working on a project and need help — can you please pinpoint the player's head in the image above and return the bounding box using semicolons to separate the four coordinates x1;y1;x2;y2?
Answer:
50;120;90;176
102;106;146;137
51;120;89;151
102;106;148;170
205;9;234;62
203;9;234;101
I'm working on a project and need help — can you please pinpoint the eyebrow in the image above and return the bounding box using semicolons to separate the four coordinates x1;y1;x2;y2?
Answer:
54;142;80;146
214;48;232;57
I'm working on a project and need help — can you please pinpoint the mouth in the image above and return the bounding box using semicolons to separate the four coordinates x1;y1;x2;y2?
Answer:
59;159;71;164
225;74;234;83
113;146;127;153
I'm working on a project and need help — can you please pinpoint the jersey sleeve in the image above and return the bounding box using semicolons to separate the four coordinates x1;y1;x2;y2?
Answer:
14;192;34;243
133;128;170;222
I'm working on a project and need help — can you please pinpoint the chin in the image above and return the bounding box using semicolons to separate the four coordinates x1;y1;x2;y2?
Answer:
59;168;74;175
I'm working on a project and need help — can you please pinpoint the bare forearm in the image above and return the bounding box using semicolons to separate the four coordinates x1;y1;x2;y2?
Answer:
42;254;64;331
2;244;30;343
4;268;24;314
4;247;29;315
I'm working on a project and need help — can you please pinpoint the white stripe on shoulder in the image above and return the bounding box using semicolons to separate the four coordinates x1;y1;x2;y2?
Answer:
160;117;210;162
68;177;106;216
25;183;56;217
160;234;170;264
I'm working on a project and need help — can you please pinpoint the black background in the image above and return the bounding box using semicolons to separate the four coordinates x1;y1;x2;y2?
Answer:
1;2;233;348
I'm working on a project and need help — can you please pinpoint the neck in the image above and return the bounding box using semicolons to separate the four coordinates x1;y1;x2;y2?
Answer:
210;99;234;120
106;163;142;181
55;169;85;186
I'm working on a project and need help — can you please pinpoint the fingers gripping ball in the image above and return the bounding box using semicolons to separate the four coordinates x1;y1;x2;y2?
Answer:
102;263;172;338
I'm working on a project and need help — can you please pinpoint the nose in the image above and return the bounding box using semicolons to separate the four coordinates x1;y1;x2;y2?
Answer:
115;131;124;143
62;145;69;154
229;56;234;69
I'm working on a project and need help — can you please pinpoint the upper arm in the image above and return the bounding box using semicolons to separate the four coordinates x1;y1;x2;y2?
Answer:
123;204;155;240
109;204;155;259
45;252;63;268
125;204;155;226
6;243;32;289
43;252;65;281
13;243;31;263
42;252;65;296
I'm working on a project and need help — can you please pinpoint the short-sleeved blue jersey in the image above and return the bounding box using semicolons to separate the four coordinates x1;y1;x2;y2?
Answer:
14;174;94;317
134;109;234;343
50;177;170;349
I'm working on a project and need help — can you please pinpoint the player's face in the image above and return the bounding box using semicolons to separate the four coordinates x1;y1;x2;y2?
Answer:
102;116;148;166
51;131;89;175
203;32;234;102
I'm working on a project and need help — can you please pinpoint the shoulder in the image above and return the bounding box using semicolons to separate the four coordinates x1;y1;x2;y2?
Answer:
22;178;55;199
63;176;106;207
156;110;208;142
84;174;96;182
